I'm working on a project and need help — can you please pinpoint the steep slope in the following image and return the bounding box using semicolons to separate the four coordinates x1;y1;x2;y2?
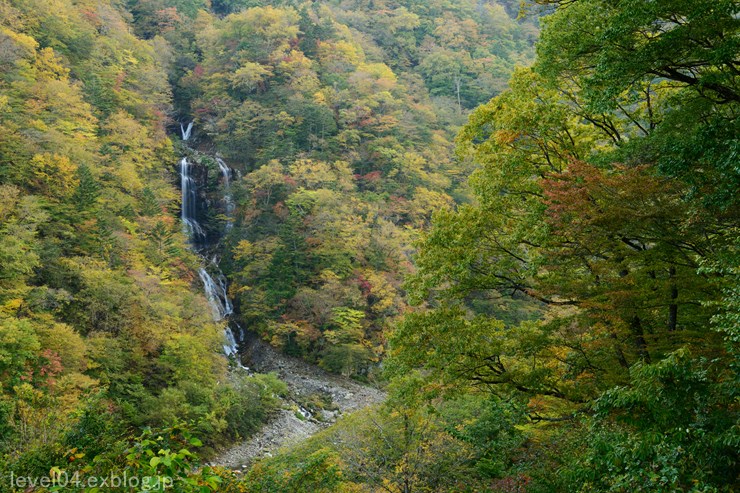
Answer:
0;0;543;488
143;0;539;378
0;0;282;477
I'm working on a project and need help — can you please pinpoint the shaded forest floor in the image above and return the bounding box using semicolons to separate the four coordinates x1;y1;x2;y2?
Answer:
213;338;385;469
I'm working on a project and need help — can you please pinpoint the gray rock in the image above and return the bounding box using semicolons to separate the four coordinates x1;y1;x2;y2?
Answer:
212;338;385;469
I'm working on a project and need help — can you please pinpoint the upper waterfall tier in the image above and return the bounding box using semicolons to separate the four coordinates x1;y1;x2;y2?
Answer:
180;121;193;141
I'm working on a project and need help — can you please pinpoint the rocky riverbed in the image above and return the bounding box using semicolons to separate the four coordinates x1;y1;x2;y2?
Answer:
213;338;385;469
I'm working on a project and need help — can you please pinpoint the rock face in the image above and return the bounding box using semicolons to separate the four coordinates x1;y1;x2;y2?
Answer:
213;338;385;469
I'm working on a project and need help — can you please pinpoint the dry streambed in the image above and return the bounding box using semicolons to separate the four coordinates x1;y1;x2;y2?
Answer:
213;339;385;470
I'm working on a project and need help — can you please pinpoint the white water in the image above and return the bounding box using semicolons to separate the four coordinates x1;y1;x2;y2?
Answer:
180;125;241;360
216;157;235;230
180;121;193;141
216;157;231;187
180;158;205;239
198;267;239;356
198;266;233;320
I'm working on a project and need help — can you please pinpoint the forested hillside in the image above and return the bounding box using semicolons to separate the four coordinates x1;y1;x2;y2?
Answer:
227;0;739;491
0;0;737;491
0;0;302;479
157;0;538;376
0;0;538;488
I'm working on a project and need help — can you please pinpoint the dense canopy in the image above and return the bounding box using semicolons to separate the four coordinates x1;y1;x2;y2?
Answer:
0;0;737;491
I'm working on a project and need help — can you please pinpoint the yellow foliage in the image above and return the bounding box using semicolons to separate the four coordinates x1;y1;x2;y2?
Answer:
313;91;327;105
233;240;255;260
0;299;24;316
34;319;87;373
318;40;364;70
29;153;79;198
230;62;272;92
35;47;69;79
357;62;397;85
0;27;38;60
359;269;399;316
54;373;98;411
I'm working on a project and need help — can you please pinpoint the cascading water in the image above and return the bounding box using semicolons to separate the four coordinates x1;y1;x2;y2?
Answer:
198;266;239;357
216;157;231;187
216;157;235;231
179;122;242;361
180;157;205;239
198;264;233;319
180;121;193;141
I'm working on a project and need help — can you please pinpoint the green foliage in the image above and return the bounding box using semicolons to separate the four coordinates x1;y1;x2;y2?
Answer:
436;395;527;479
536;0;740;208
0;319;40;390
561;351;738;492
0;0;285;478
221;373;287;440
3;0;736;490
385;0;739;490
537;0;740;108
244;396;530;492
245;447;345;493
71;165;100;210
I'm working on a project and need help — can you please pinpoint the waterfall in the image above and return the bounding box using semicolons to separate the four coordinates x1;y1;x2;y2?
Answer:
180;157;205;239
180;125;243;364
198;266;233;320
180;121;193;141
216;157;235;230
198;267;239;356
216;157;231;187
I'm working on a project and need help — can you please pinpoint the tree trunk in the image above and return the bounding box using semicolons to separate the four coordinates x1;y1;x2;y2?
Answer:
454;75;462;113
630;315;651;363
668;266;678;332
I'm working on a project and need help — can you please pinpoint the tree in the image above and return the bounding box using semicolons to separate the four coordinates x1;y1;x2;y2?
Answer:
389;1;738;489
563;350;738;492
71;164;100;210
535;0;740;207
0;187;45;293
0;319;40;391
537;0;740;106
